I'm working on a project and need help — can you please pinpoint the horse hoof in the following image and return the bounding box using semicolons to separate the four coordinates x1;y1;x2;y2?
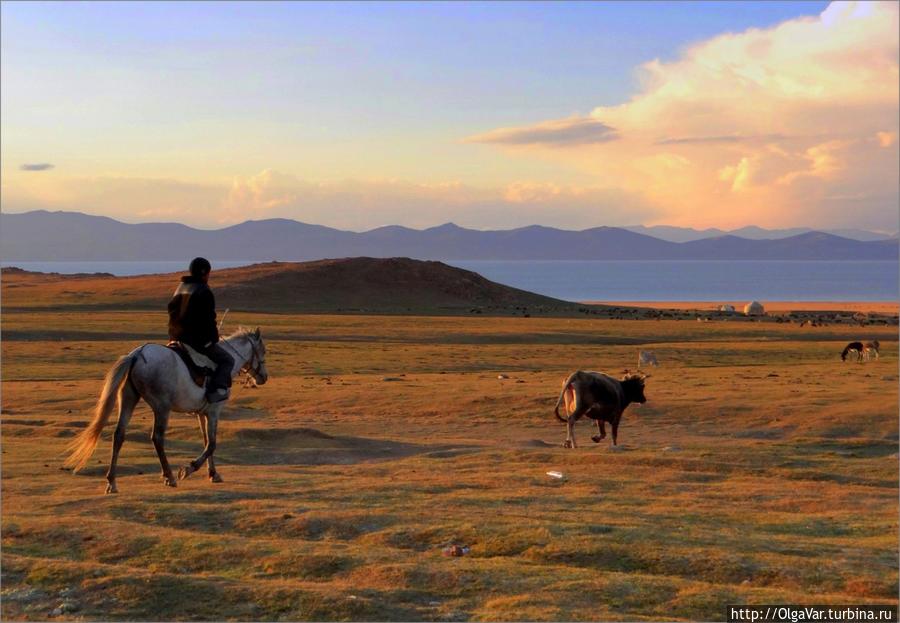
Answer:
591;435;604;443
105;483;118;494
163;476;178;488
178;465;193;481
563;440;574;449
209;472;224;483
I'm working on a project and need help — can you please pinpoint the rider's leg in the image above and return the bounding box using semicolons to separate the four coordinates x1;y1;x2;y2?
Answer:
202;343;234;402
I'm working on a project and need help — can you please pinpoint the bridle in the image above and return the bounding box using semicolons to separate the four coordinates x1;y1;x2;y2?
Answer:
222;334;266;382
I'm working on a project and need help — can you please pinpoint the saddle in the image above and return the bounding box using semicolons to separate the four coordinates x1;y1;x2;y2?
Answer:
166;341;215;387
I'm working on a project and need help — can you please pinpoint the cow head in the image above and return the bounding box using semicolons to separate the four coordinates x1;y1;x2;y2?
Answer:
621;372;647;405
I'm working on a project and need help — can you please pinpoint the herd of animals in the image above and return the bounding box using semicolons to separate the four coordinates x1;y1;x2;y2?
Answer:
550;339;882;450
63;334;884;492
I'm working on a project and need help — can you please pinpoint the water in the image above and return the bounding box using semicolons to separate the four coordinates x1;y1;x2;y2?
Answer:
2;260;897;302
450;260;899;302
0;260;254;277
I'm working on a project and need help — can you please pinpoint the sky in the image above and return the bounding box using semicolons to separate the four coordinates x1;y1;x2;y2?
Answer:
1;1;897;232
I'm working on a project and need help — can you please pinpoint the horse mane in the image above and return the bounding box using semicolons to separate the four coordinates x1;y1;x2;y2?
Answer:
222;327;262;349
225;327;256;341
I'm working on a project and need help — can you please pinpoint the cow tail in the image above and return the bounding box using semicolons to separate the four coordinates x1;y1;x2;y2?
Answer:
554;373;576;422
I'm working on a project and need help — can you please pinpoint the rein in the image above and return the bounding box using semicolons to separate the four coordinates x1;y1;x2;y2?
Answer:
221;335;266;380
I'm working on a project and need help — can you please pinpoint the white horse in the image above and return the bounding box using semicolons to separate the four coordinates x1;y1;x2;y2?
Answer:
65;328;268;493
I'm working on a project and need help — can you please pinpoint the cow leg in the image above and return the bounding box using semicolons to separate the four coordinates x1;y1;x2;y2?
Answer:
564;406;587;449
592;419;606;443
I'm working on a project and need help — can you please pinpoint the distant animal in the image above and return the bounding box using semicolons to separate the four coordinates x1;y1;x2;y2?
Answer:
638;350;659;368
64;328;268;493
554;370;647;448
864;340;881;361
841;341;864;362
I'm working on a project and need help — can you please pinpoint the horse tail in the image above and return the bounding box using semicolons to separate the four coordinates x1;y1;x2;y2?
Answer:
840;344;851;361
554;373;577;422
65;352;135;472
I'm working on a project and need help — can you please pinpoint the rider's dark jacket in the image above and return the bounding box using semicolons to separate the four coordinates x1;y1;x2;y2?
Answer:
167;276;219;348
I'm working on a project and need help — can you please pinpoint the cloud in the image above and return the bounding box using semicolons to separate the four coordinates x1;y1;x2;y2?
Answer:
655;134;785;145
19;163;54;171
876;131;896;147
0;170;661;230
466;117;619;147
469;1;900;230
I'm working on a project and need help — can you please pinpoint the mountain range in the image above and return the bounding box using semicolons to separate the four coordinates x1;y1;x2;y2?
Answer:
0;210;896;261
624;224;898;243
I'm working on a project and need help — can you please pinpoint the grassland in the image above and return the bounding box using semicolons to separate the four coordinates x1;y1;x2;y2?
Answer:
2;309;898;621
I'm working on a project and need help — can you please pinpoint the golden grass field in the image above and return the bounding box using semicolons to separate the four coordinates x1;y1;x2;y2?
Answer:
2;308;898;621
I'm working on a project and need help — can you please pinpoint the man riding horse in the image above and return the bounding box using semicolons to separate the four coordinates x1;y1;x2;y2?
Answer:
65;258;268;492
168;257;234;403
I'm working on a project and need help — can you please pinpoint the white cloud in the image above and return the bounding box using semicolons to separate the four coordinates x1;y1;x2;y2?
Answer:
466;117;619;147
470;1;900;230
2;169;662;230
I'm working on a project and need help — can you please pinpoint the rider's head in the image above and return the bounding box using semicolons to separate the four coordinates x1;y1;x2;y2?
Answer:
189;257;212;283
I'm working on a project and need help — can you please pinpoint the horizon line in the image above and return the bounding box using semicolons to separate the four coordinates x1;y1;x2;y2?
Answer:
2;208;897;238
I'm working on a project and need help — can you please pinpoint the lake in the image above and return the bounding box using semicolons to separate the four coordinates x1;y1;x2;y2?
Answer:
2;260;897;302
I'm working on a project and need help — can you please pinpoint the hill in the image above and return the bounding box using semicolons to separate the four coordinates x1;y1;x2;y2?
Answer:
1;210;896;261
0;258;587;315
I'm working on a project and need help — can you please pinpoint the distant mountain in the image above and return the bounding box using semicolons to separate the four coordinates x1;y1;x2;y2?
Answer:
0;210;896;261
625;224;897;242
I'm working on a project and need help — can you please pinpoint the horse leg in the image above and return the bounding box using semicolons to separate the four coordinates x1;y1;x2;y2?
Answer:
196;413;223;483
150;406;177;487
180;408;219;480
105;381;139;494
610;415;620;447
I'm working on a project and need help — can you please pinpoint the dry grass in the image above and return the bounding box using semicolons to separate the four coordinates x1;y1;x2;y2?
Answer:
2;309;897;620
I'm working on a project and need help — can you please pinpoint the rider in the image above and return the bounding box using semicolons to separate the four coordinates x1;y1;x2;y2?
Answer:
167;257;234;403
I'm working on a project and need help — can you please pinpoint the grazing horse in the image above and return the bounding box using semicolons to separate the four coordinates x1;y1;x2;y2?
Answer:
554;370;647;448
841;341;864;362
65;328;268;493
864;340;881;361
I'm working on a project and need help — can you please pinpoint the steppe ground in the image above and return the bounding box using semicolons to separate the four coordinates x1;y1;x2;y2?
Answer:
2;310;898;621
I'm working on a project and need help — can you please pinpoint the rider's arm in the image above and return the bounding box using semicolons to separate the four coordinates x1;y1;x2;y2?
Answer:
197;287;219;345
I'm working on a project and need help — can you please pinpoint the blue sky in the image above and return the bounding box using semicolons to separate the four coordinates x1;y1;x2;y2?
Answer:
4;1;896;232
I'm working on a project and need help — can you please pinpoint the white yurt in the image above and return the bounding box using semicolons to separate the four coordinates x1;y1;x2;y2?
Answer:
718;304;735;312
744;301;765;316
